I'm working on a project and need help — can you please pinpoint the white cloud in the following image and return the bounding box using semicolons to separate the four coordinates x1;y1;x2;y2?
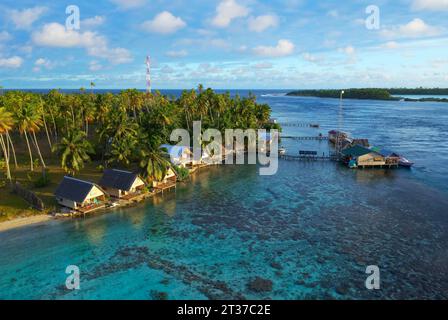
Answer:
82;16;106;28
32;23;94;47
302;52;323;63
110;0;146;9
32;23;132;64
381;18;444;39
339;45;355;55
338;46;356;64
254;62;273;69
382;41;400;49
248;15;278;32
253;39;295;57
165;50;188;58
35;58;52;68
141;11;186;34
0;56;23;68
0;31;12;42
212;0;250;28
412;0;448;11
33;57;56;72
9;6;47;29
177;37;231;49
89;60;103;71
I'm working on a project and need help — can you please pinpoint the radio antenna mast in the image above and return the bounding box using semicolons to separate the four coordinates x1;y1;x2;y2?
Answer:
146;56;151;94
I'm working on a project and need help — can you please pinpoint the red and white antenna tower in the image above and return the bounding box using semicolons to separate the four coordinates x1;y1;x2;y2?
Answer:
146;55;151;94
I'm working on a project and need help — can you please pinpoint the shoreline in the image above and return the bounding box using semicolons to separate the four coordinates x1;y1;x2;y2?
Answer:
0;163;213;233
288;95;448;103
286;92;448;103
0;215;54;232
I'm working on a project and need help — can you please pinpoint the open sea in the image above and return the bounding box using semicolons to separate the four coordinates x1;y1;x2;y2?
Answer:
1;90;447;299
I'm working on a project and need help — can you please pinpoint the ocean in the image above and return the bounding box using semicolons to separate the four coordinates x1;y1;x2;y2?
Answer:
1;91;447;299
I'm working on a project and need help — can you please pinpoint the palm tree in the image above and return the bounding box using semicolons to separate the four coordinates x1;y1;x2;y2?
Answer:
37;97;52;149
14;97;45;171
53;128;94;176
0;107;14;180
108;133;138;167
139;135;171;182
140;148;171;182
90;82;95;95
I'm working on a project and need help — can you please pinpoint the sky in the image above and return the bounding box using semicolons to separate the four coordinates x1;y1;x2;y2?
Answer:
0;0;447;89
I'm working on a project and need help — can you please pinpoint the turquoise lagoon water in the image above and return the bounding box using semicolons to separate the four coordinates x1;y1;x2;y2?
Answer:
1;92;448;299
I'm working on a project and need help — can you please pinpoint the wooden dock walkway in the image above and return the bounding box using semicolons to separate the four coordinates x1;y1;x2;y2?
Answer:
279;122;320;128
281;136;329;141
280;154;339;162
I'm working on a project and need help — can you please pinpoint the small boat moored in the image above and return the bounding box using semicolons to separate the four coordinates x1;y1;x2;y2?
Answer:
279;147;286;156
399;157;414;168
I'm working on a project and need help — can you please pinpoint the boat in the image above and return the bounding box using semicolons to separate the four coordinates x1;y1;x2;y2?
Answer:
399;157;414;168
348;159;358;169
279;147;286;156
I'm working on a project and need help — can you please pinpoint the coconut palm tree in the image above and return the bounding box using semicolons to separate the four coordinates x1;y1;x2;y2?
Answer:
37;97;52;149
139;134;172;182
0;107;14;180
140;147;171;182
108;133;138;167
53;128;94;176
14;97;45;171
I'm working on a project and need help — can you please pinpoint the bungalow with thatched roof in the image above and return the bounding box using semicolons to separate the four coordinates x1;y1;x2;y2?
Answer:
99;169;146;199
55;176;106;211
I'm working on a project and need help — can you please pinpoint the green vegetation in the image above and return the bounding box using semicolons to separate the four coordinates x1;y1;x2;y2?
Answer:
388;88;448;95
287;88;448;102
0;85;275;220
173;165;190;182
33;169;51;188
287;88;393;100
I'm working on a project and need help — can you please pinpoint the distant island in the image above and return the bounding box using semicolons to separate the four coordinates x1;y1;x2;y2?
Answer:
286;88;448;103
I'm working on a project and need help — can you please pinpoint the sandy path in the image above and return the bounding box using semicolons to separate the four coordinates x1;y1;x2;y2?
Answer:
0;215;53;232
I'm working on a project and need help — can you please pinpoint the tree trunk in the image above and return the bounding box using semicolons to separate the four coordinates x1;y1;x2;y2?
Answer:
6;131;18;169
49;107;58;142
42;114;52;149
70;106;75;125
32;131;46;168
24;131;34;172
0;134;11;181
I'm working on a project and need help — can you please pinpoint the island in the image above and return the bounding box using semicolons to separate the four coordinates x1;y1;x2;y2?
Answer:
286;88;448;102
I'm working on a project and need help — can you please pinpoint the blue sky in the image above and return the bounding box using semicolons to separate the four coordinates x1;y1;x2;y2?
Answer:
0;0;447;89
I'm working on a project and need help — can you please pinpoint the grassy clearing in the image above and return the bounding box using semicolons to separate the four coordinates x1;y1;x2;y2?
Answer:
0;151;104;222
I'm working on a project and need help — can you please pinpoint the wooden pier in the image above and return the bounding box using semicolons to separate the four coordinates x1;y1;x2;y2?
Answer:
280;154;339;162
281;136;329;141
279;122;320;128
154;181;177;193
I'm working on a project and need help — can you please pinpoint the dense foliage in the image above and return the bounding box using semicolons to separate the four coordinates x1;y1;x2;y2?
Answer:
287;88;448;102
287;89;393;100
388;88;448;95
0;85;275;182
